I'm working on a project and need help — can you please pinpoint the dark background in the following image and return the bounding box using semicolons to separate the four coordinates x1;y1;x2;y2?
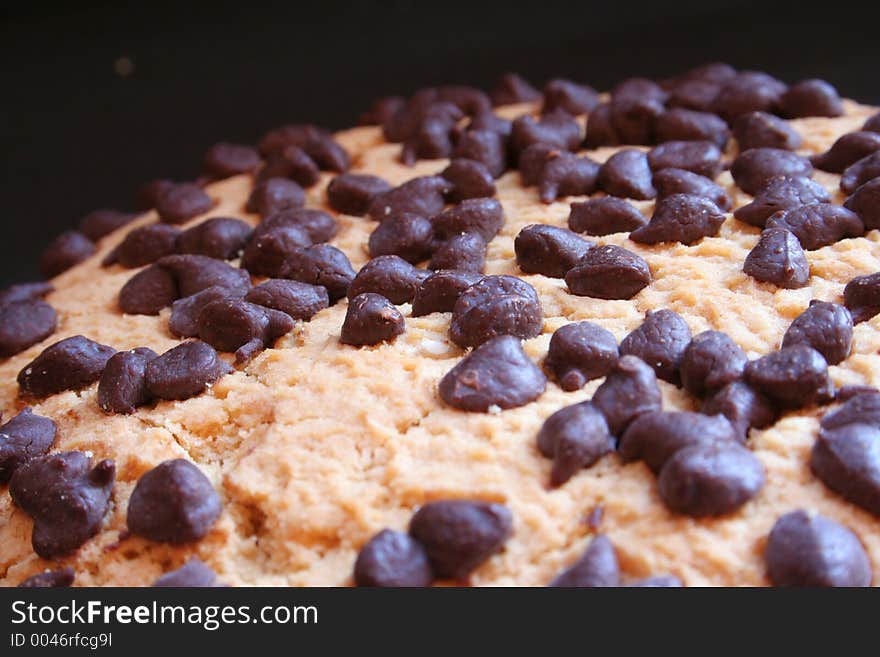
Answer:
2;0;879;285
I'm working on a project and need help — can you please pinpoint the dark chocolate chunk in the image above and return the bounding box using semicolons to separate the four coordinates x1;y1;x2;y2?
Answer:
864;112;880;134
40;231;95;278
256;207;338;244
597;149;657;200
368;176;451;222
408;500;513;579
432;197;504;243
591;355;663;435
348;255;429;304
441;159;497;202
10;451;115;559
647;141;722;178
630;193;726;245
536;402;613;486
549;535;620;587
153;558;220;587
303;133;349;173
257;123;326;157
0;281;53;306
701;381;777;438
780;79;844;118
158;254;251;299
542;79;599;115
354;529;433;587
734;176;830;228
155;183;213;224
283;244;356;303
509;112;581;158
743;228;810;289
619;410;740;474
467;110;512;137
490;73;542;106
834;385;880;404
97;348;158;414
449;275;543;348
821;391;880;431
766;510;870;587
655;108;730;149
400;113;457;165
136;179;175;211
844;271;880;323
0;408;57;483
658;442;765;517
359;96;405;126
368;212;434;263
518;143;555;186
203;142;261;179
111;224;181;268
840;152;880;194
144;341;232;401
782;301;852;365
744;345;832;408
411;270;482;317
327;173;392;216
811;422;880;516
340;293;405;347
680;330;748;397
198;298;294;363
733;111;802;151
244;279;329;321
428;233;487;273
765;203;863;250
240;225;312;278
169;286;244;338
711;71;787;122
544;321;619;391
667;79;723;113
439;335;546;412
118;264;179;315
245;177;306;216
812;132;880;173
565;244;652;300
78;209;136;241
127;459;221;544
452;129;507;178
18;567;75;588
514;224;593;278
18;335;115;398
731;148;813;196
844;177;880;230
176;217;253;260
583;103;619;149
0;299;57;358
609;82;666;145
619;309;692;385
536;152;600;203
567;197;647;236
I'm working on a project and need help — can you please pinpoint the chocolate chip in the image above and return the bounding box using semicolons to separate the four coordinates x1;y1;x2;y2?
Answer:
0;299;57;358
159;254;250;299
0;408;57;483
98;348;158;414
240;225;312;277
782;301;852;365
430;86;492;116
597;149;657;200
544;321;618;391
567;197;647;236
647;141;722;179
78;209;136;241
536;152;600;203
441;159;497;202
428;233;487;273
368;176;451;221
865;112;880;134
780;79;844;119
439;335;546;412
400;115;457;165
542;79;599;115
155;183;213;224
731;148;814;196
257;123;326;157
449;275;543;348
145;341;232;401
510;112;581;158
766;510;870;587
812;423;880;516
537;402;613;486
170;286;242;338
655;108;730;149
840;152;880;194
658;442;764;517
833;385;880;404
491;72;542;106
348;255;428;304
359;96;405;126
822;391;880;431
609;80;666;144
734;176;831;227
667;80;723;113
812;132;880;173
283;244;356;303
411;270;482;317
732;111;802;151
565;245;652;300
354;529;433;587
711;71;787;122
612;77;669;104
766;203;863;250
339;293;405;347
118;265;178;315
619;309;691;385
40;231;95;278
452;129;507;178
384;99;463;145
245;279;329;321
203;143;261;179
18;335;115;398
628;575;684;587
198;298;294;362
176;217;253;260
0;281;53;306
18;568;75;588
549;535;619;587
591;355;662;435
367;212;434;264
680;330;748;397
408;500;512;579
303;133;349;173
326;173;392;216
518;143;555;186
619;410;740;473
514;224;593;278
136;179;175;211
844;177;880;230
111;224;181;268
10;451;115;559
845;271;880;323
743;228;810;288
653;168;732;211
245;177;306;216
432;197;504;243
468;111;512;139
153;558;220;587
701;381;777;438
744;345;832;408
630;193;726;246
127;459;221;544
583;103;619;148
256;207;338;244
